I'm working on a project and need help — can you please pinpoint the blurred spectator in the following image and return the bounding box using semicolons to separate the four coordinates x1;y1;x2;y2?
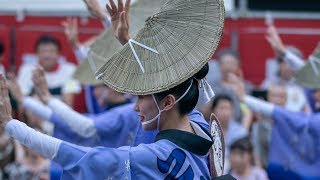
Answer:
0;41;5;75
62;17;103;114
62;0;110;114
229;137;269;180
1;130;47;180
204;48;253;123
22;93;53;135
0;132;16;179
6;141;49;180
209;94;248;172
66;0;110;62
215;48;253;93
17;35;81;107
3;80;50;179
227;72;320;180
62;18;98;62
83;0;110;27
262;25;308;112
252;83;287;169
261;46;303;89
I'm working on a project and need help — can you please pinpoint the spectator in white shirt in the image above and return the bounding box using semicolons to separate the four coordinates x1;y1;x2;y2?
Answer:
17;35;80;107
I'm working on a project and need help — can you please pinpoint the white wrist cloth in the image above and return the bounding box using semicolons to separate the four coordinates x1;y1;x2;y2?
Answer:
48;98;97;138
284;50;305;71
23;97;53;121
5;119;61;159
244;95;275;117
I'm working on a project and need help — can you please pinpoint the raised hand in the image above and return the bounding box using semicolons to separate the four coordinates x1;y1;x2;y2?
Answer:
32;66;52;104
7;73;24;104
62;18;79;48
265;25;286;55
106;0;131;45
83;0;108;20
0;74;12;128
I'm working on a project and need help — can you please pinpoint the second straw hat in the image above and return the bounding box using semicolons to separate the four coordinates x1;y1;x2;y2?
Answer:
74;0;168;85
295;43;320;89
95;0;225;95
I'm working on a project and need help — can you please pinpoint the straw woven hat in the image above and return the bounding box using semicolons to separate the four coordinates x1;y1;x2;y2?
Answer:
94;0;225;95
295;43;320;89
74;0;168;85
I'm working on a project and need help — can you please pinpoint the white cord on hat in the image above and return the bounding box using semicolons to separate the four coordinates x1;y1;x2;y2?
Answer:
309;55;320;76
87;51;98;73
128;39;159;73
95;39;158;80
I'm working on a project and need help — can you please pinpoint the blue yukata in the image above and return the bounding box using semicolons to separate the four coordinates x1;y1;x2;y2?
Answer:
304;89;320;113
48;102;209;179
50;101;136;179
54;121;213;179
267;106;320;180
50;103;142;147
49;103;208;147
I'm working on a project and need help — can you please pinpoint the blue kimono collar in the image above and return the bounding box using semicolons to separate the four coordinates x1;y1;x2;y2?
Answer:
155;122;213;156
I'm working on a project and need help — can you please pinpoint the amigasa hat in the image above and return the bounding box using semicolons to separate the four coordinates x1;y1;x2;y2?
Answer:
95;0;225;95
295;43;320;89
74;0;169;85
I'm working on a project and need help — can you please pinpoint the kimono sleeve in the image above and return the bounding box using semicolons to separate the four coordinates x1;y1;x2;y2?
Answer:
272;106;313;132
269;106;320;177
93;104;141;147
50;113;97;146
54;142;132;179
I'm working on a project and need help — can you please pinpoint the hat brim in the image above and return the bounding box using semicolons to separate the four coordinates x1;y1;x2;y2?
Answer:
295;61;320;89
95;0;225;95
74;0;168;85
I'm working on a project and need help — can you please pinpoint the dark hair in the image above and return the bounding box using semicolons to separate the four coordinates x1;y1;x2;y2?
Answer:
230;136;253;153
154;63;209;115
211;94;233;111
216;48;240;62
35;35;61;52
0;41;4;55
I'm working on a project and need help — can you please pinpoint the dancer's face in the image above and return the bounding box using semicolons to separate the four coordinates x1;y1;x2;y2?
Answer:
134;95;160;130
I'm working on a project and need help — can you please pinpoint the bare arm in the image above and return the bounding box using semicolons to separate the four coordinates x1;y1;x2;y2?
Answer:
106;0;131;45
265;25;305;70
